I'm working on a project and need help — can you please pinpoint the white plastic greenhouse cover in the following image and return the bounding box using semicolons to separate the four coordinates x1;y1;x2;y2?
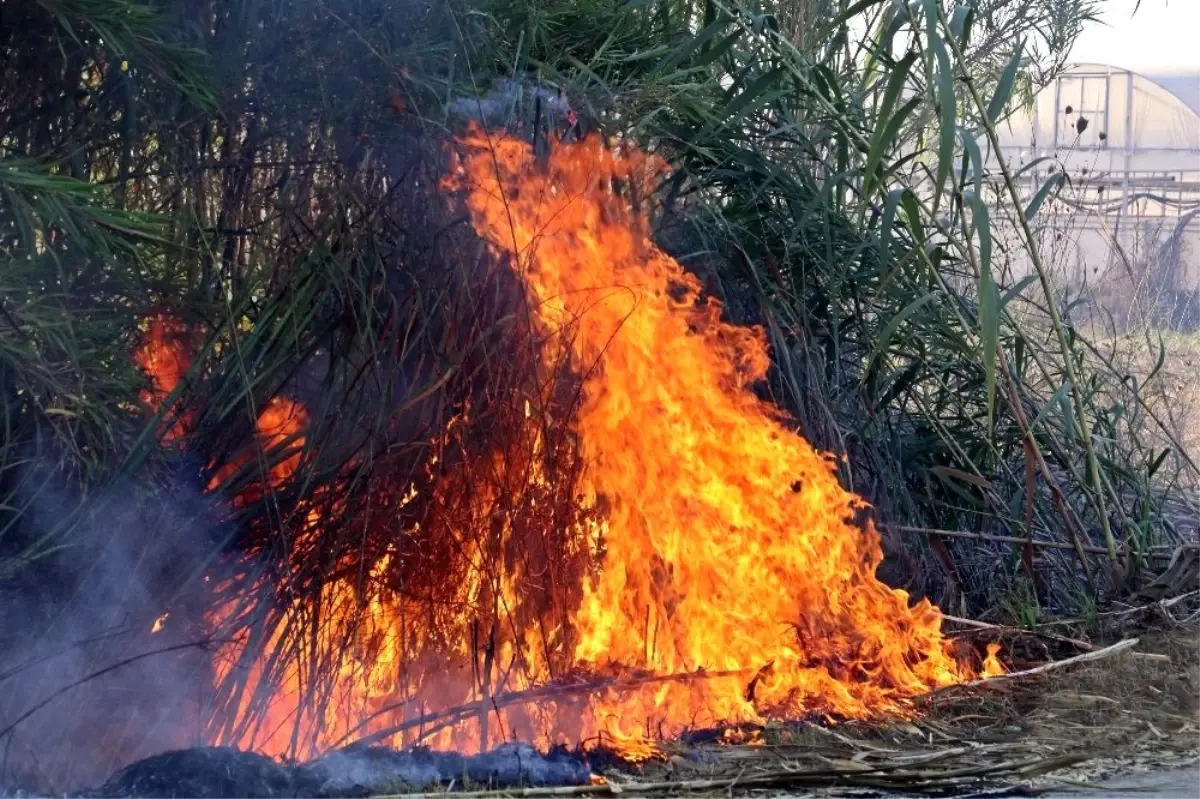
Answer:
985;64;1200;331
992;63;1200;176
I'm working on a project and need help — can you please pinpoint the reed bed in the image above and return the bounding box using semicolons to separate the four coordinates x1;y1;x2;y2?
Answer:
1;0;1197;790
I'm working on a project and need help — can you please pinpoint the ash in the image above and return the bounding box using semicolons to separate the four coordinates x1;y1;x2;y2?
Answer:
85;742;591;798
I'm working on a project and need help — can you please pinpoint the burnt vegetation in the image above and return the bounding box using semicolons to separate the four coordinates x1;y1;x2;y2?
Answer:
0;0;1196;794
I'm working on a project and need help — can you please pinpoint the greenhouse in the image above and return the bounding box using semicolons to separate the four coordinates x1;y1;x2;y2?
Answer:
991;63;1200;330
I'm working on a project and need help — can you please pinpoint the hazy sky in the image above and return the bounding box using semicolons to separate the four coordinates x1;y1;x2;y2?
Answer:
1069;0;1200;72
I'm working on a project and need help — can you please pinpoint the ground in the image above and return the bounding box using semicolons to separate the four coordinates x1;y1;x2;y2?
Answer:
600;623;1199;798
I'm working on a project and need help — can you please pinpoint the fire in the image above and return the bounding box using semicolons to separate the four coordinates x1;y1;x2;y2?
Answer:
132;314;196;441
445;127;1002;746
206;396;308;496
132;129;1002;766
131;313;307;499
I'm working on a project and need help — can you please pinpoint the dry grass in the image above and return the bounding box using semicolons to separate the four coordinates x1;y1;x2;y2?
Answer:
588;620;1200;795
1084;328;1200;547
1106;331;1200;471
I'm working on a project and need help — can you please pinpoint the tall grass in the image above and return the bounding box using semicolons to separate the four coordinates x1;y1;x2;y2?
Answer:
477;0;1195;611
0;0;1195;784
0;0;506;783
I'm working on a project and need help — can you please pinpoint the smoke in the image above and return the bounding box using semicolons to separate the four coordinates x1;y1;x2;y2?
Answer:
0;454;227;793
446;78;576;130
302;742;591;795
91;742;591;798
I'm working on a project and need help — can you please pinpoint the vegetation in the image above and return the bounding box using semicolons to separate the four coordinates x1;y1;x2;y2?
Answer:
0;0;1195;781
470;0;1195;613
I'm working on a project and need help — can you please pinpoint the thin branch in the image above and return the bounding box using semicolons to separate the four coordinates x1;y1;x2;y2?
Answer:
338;668;754;750
961;637;1139;687
0;640;213;742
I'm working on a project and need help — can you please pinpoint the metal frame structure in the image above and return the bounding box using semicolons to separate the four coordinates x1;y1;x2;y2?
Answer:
1002;65;1200;225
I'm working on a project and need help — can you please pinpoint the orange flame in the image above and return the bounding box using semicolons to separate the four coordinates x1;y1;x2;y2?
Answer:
133;130;1003;765
206;396;308;496
444;128;1001;750
132;314;196;441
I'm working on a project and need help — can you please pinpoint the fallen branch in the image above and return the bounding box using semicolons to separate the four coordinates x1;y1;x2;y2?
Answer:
945;617;1174;667
339;667;755;750
963;638;1139;687
1034;589;1200;628
366;752;1090;798
942;614;1097;652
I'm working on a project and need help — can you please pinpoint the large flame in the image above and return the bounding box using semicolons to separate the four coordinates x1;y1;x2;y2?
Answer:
445;128;1001;746
133;129;1001;765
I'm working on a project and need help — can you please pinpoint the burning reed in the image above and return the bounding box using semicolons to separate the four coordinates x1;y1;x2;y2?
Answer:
128;129;1003;768
443;128;1006;738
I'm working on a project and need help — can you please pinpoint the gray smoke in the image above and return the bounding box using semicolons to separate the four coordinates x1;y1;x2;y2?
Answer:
89;742;592;798
0;454;594;798
303;742;592;795
0;457;223;794
447;78;576;130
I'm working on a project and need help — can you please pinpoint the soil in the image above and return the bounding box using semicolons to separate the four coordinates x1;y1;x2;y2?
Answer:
617;622;1200;797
